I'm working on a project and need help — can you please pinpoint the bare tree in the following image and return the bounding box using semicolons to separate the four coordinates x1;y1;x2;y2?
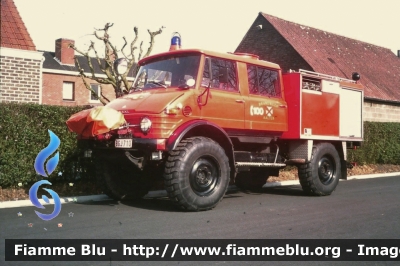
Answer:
69;23;164;104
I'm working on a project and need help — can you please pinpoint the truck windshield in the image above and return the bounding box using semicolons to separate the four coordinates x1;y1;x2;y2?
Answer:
132;54;201;91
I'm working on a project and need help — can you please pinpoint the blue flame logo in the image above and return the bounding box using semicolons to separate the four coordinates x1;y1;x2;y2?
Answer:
29;180;62;221
29;130;62;221
34;130;60;177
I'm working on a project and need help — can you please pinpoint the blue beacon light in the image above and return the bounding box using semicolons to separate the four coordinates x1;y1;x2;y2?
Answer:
169;33;181;51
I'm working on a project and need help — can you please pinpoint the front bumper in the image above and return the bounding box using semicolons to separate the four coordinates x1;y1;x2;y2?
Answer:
78;138;165;155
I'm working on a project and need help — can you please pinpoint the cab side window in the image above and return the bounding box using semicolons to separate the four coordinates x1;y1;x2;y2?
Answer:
202;57;238;92
247;65;281;97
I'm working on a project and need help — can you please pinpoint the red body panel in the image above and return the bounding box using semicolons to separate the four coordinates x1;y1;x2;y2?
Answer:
301;92;339;136
281;73;301;139
281;72;342;139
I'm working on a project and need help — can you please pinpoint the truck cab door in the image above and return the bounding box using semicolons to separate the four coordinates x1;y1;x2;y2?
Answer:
244;65;287;132
198;57;245;129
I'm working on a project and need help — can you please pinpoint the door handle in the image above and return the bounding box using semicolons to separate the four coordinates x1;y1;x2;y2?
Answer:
279;105;287;108
235;100;245;103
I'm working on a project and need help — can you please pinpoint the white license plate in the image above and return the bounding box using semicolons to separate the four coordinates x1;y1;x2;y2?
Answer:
115;139;132;148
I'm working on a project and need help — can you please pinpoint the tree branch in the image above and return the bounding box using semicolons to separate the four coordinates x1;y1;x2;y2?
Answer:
89;42;104;72
138;41;144;61
143;26;164;58
130;27;139;58
73;54;116;87
121;37;128;59
99;84;111;103
70;42;115;85
73;57;109;105
70;23;163;101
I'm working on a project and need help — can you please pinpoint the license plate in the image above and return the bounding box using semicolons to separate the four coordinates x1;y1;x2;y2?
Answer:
115;139;132;148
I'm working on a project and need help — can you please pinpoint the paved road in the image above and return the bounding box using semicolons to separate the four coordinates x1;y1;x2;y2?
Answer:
1;175;400;266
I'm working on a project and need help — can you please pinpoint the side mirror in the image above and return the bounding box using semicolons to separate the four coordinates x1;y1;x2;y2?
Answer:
218;67;229;83
114;58;128;75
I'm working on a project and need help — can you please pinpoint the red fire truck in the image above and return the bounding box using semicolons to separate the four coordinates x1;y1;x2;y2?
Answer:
67;41;364;211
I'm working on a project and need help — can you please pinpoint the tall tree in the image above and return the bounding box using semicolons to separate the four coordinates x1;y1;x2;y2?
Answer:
69;23;163;104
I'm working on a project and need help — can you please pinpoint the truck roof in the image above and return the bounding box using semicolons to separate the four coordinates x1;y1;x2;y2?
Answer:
139;49;281;70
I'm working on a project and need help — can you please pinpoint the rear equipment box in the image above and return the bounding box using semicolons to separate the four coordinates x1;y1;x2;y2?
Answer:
281;69;363;141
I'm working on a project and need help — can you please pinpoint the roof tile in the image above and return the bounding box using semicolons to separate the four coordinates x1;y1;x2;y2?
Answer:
260;13;400;103
0;0;36;51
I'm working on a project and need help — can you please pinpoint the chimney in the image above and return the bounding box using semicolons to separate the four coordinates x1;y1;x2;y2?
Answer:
55;38;75;65
398;50;400;58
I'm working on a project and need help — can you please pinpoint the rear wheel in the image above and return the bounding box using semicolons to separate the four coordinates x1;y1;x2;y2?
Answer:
298;143;341;196
164;137;230;211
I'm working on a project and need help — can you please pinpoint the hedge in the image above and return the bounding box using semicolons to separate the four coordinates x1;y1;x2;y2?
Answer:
0;103;94;188
348;122;400;165
0;103;399;188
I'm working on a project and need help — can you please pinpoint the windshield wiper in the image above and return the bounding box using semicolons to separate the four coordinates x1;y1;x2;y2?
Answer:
148;81;167;89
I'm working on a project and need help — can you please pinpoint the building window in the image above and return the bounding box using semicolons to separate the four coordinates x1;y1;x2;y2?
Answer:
201;57;238;92
62;82;74;101
89;84;101;102
247;65;281;97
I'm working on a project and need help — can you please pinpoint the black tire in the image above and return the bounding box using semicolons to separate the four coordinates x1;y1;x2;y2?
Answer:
95;156;150;200
298;143;341;196
235;169;269;191
164;137;230;211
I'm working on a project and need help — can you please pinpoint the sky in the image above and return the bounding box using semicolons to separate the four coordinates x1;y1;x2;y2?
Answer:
14;0;400;58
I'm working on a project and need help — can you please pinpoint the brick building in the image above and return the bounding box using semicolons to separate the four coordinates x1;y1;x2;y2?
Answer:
1;1;133;106
236;13;400;123
0;0;42;104
41;38;118;106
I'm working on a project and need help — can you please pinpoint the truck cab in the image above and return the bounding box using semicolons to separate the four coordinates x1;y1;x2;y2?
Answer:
106;49;288;140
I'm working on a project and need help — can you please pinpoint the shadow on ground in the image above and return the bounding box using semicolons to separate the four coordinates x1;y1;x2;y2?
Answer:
261;185;306;196
235;184;306;197
76;185;307;212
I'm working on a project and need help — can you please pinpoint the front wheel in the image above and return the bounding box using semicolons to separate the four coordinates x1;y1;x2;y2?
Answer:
95;155;150;200
297;143;341;196
164;137;230;211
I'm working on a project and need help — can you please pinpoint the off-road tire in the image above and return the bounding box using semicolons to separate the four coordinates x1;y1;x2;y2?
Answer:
298;143;341;196
164;137;230;211
235;169;269;191
95;156;150;200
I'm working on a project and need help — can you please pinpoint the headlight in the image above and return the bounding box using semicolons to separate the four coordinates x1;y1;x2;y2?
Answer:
140;117;152;133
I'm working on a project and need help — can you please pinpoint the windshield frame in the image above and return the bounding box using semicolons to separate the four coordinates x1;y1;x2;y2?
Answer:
131;53;201;92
